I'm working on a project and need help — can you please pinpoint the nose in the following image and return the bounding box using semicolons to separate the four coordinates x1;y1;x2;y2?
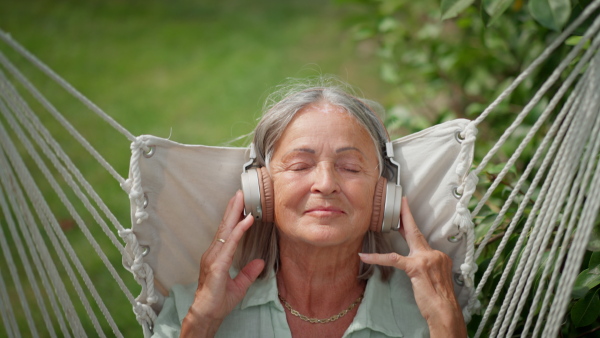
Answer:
310;163;340;195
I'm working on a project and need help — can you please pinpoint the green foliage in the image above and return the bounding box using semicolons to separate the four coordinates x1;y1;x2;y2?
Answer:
572;253;600;298
528;0;572;30
0;0;386;336
569;253;600;331
441;0;477;19
482;0;514;25
443;0;577;30
571;289;600;328
588;222;600;251
340;0;599;336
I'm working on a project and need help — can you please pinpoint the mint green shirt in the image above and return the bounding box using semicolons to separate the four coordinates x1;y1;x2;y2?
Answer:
152;268;429;337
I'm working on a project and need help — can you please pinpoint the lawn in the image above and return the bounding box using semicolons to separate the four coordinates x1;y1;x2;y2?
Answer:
0;0;389;335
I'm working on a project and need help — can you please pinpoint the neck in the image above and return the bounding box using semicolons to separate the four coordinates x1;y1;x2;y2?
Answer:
276;236;366;318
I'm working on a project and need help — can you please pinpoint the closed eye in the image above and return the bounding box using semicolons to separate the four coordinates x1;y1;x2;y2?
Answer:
337;164;361;173
288;163;311;171
336;154;366;174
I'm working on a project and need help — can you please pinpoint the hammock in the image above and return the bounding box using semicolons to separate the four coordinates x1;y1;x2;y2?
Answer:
0;1;598;336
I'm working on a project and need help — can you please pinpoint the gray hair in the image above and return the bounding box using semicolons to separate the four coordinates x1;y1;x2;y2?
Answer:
238;77;394;281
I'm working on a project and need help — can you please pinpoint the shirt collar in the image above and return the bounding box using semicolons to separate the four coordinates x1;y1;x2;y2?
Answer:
237;268;403;337
344;268;404;337
239;271;284;312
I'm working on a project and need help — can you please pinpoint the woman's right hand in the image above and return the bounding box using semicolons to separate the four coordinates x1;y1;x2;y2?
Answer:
180;190;265;337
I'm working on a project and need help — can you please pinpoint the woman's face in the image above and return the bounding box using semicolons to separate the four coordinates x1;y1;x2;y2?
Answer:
269;102;380;249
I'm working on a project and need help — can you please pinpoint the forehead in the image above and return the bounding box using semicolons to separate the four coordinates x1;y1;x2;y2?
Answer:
273;102;378;159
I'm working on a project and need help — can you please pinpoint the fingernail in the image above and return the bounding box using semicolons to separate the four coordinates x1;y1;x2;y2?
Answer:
358;253;371;262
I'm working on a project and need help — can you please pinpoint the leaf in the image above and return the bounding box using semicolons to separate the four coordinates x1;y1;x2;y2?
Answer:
480;5;493;28
483;0;514;25
486;163;506;175
565;36;583;45
528;0;571;31
564;36;591;49
590;252;600;267
572;265;600;299
475;213;497;242
441;0;476;20
571;289;600;328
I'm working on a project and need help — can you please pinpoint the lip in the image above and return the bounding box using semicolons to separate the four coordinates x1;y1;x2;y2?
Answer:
304;206;345;215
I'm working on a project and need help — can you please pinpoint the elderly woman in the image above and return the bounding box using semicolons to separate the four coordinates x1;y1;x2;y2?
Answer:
152;80;466;337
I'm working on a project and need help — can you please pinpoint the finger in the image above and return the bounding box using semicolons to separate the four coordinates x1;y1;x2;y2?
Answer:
216;191;241;234
204;208;252;262
222;191;240;220
399;197;429;250
200;213;254;282
203;191;251;267
358;252;408;271
223;190;246;225
218;213;255;262
222;190;245;227
216;190;245;239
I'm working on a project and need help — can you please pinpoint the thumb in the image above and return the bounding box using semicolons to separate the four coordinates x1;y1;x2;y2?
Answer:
233;259;265;291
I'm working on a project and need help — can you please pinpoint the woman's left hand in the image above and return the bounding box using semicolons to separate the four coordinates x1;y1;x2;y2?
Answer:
359;197;467;338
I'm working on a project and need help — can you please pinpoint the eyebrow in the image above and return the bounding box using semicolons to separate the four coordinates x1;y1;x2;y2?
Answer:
291;148;316;154
284;147;364;156
336;147;365;156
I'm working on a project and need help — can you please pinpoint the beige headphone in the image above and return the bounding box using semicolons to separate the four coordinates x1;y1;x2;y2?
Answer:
240;142;402;232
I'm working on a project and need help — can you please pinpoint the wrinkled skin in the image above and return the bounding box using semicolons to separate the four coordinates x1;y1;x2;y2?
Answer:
359;197;466;337
181;103;466;337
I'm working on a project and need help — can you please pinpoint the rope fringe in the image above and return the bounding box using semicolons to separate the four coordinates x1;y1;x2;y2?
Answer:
452;121;480;321
119;136;160;337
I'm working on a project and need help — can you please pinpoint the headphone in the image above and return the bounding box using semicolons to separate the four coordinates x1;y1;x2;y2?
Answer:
240;141;403;233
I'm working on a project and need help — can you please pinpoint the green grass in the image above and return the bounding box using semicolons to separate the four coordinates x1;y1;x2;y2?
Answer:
0;0;388;335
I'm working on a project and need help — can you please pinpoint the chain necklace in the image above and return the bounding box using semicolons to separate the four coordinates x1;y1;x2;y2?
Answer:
278;293;364;324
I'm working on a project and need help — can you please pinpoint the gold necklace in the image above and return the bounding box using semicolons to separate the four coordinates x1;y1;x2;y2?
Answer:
278;293;364;324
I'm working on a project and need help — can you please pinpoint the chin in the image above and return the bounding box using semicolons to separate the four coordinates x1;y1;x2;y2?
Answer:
296;225;363;247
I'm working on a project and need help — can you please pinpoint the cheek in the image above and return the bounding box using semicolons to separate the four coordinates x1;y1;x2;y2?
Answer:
344;179;380;232
349;184;377;216
271;176;305;222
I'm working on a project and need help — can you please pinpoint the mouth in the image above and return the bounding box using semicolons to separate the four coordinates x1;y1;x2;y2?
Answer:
304;206;345;216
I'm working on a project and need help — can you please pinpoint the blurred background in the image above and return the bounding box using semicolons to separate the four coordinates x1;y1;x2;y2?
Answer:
0;1;391;336
1;0;597;336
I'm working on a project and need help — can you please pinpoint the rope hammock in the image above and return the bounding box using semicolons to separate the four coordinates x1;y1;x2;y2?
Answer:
0;1;599;336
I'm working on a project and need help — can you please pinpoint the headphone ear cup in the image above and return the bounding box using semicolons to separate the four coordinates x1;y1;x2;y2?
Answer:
256;167;274;223
370;177;387;232
241;168;261;220
381;181;402;233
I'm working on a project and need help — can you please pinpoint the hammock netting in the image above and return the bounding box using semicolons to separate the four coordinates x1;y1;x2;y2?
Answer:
0;1;599;336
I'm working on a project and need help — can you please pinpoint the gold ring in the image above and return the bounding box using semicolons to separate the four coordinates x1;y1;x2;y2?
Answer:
217;238;226;243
